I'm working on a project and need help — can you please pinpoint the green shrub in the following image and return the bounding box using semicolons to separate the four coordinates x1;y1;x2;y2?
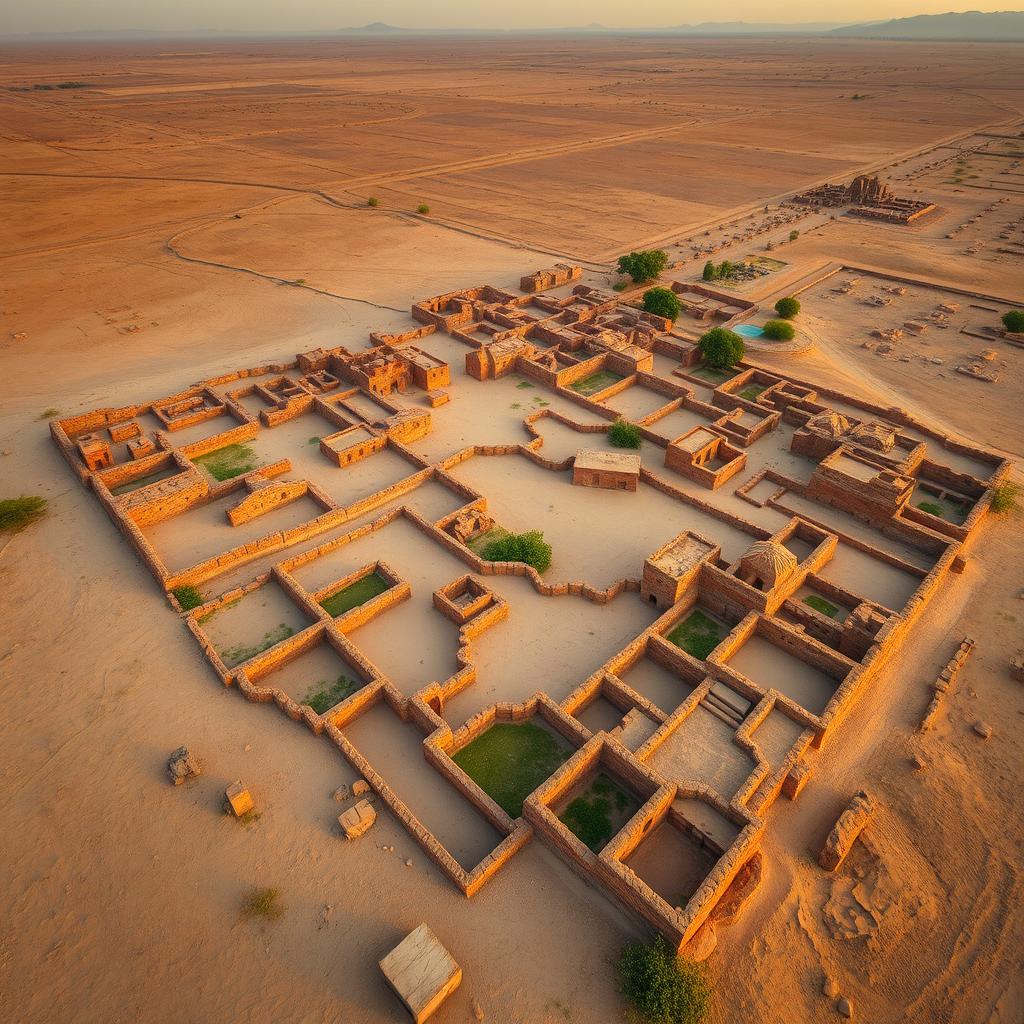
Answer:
619;936;712;1024
0;495;48;533
698;327;744;369
642;287;682;321
616;249;669;284
172;585;204;611
417;203;430;215
242;887;284;920
608;418;642;449
774;296;800;319
612;281;628;292
367;196;379;207
761;319;796;341
482;529;552;573
789;229;800;242
990;481;1019;515
38;408;60;420
1002;310;1024;333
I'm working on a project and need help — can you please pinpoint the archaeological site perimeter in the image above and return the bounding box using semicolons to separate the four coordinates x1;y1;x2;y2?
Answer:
51;267;1012;962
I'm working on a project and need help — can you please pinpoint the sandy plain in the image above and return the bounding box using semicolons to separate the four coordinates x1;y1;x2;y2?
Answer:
1;34;1023;1024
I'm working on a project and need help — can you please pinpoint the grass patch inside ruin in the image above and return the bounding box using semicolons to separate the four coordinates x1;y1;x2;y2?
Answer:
666;608;728;661
219;622;295;668
803;594;841;618
319;571;389;617
0;495;48;534
738;385;765;401
242;886;284;920
560;772;640;853
690;364;737;385
192;442;260;481
570;369;624;396
303;673;363;714
172;584;205;611
453;721;573;818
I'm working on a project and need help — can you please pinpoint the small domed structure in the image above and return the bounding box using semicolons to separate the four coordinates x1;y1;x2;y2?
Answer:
807;410;851;439
737;540;797;591
846;421;896;452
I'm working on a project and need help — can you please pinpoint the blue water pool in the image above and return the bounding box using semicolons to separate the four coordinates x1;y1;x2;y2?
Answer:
735;323;765;338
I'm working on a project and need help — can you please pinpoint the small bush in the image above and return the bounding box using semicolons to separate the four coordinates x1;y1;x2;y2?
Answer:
608;418;642;449
1002;309;1024;333
242;886;284;920
38;408;60;420
0;495;48;534
619;936;712;1024
789;229;800;242
761;319;796;341
367;196;379;207
774;296;800;319
617;249;669;284
417;203;430;215
612;281;628;292
698;327;744;369
642;286;682;321
990;481;1019;515
172;585;204;611
482;529;552;573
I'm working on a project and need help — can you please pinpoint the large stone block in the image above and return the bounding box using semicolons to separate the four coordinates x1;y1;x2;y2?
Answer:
379;923;462;1023
339;798;376;839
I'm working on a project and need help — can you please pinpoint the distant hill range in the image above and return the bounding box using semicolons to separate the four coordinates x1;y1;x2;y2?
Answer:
5;12;1024;43
831;10;1024;40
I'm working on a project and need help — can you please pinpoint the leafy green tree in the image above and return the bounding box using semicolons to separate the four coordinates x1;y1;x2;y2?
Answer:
482;530;552;573
617;249;669;283
761;319;796;341
608;418;643;449
1002;309;1024;333
702;260;716;282
642;287;682;321
619;936;712;1024
698;327;744;368
774;296;800;319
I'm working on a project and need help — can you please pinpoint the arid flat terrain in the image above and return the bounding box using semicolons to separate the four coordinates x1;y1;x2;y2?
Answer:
1;36;1022;1024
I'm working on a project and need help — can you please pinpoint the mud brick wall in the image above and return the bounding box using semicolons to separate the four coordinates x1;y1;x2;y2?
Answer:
124;471;210;528
261;393;315;427
177;420;258;461
370;323;437;348
227;480;309;526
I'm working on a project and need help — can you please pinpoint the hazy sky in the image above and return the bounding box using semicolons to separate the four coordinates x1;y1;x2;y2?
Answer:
0;0;1014;35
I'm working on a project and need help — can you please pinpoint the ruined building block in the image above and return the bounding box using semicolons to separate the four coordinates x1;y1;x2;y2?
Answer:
379;923;462;1024
572;449;641;491
127;436;157;461
76;434;113;471
339;798;376;840
109;420;141;443
167;746;201;785
225;781;254;818
818;790;875;871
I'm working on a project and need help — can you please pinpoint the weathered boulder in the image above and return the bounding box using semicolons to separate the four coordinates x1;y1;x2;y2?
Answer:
167;746;201;785
352;779;371;797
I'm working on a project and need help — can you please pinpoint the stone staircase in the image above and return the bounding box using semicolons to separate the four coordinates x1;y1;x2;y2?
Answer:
700;682;753;730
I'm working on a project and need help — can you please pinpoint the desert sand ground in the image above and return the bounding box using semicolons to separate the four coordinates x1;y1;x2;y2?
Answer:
1;36;1022;1024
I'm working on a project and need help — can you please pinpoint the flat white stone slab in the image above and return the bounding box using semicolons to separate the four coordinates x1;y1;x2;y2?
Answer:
379;923;462;1023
